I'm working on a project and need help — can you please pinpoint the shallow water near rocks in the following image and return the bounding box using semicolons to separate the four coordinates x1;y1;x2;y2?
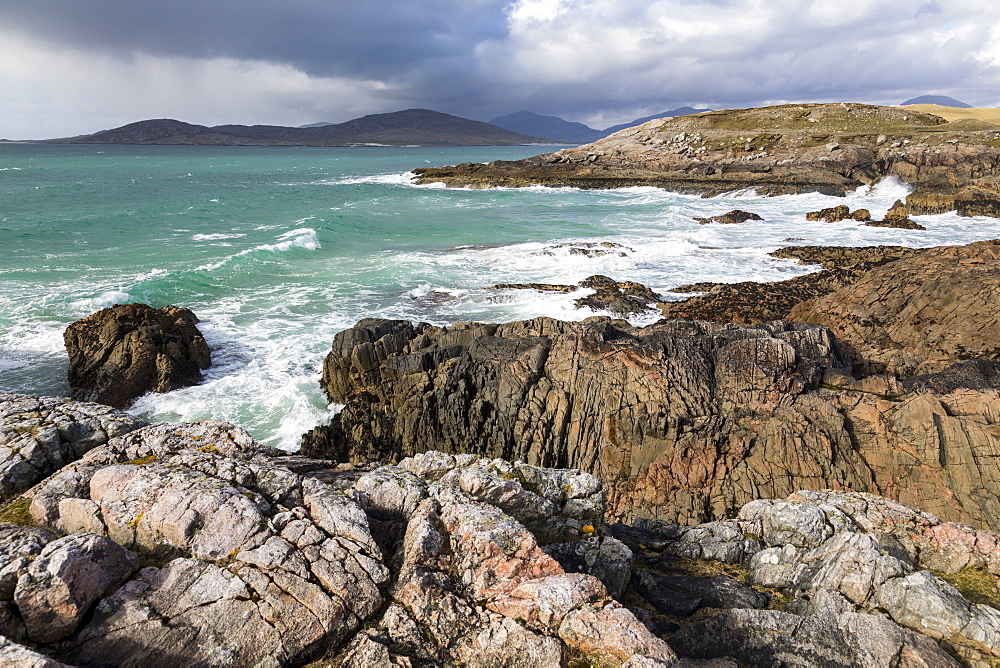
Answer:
1;143;996;449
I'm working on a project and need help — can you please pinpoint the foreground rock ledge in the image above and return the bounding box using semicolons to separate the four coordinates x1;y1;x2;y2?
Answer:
0;411;671;667
64;303;211;409
2;403;1000;666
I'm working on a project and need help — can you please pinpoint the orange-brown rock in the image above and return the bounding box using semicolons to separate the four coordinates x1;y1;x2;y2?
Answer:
789;240;1000;376
302;312;1000;534
657;245;918;325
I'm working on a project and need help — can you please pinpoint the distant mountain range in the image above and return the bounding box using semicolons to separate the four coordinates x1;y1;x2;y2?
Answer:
488;107;713;144
900;95;972;108
48;109;550;147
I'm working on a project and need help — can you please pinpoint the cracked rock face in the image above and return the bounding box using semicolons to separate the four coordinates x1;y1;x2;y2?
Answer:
0;393;147;501
2;405;672;667
303;312;1000;532
616;490;1000;667
64;303;211;408
790;240;1000;377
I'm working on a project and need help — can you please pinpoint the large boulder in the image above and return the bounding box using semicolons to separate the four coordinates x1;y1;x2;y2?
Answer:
64;303;211;408
0;394;147;501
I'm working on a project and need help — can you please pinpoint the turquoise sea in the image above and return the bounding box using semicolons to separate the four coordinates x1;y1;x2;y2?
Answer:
1;143;996;449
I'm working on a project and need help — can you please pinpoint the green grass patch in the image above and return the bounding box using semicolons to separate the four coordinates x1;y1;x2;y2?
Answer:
935;568;1000;610
0;497;35;527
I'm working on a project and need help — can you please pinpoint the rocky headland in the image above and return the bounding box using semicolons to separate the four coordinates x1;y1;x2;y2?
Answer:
413;103;1000;217
301;240;1000;536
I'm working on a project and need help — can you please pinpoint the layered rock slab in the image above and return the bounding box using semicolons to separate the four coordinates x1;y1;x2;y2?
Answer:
790;240;1000;376
64;303;211;408
305;314;1000;531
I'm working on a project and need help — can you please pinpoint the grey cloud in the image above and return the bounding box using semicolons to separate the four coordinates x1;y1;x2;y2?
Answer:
1;0;999;137
0;0;509;80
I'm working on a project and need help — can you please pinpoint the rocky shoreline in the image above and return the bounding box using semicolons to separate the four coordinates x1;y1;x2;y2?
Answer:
3;396;1000;666
5;232;1000;664
412;103;1000;218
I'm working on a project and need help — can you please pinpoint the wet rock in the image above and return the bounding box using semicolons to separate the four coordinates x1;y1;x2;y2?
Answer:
805;205;871;223
575;275;662;317
14;533;137;642
489;282;578;293
535;241;635;257
64;303;211;408
0;394;147;501
864;200;927;229
693;210;763;225
490;274;663;317
658;244;918;325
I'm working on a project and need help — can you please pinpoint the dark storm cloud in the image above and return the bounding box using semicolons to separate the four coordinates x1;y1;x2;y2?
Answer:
0;0;508;80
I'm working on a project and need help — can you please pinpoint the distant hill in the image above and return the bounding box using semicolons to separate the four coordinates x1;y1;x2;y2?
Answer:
901;95;972;108
489;111;605;144
46;109;550;146
488;107;714;144
602;107;713;134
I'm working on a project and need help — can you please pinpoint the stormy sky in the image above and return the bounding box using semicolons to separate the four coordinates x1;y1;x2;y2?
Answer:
2;0;999;138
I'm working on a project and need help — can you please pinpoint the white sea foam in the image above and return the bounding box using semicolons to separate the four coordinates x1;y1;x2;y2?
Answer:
70;290;132;313
192;232;247;241
195;228;321;270
319;172;417;186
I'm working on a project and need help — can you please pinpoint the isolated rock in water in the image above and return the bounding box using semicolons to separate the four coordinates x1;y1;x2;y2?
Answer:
805;204;872;223
0;394;147;501
489;274;663;317
790;240;1000;375
575;275;662;316
863;199;926;229
535;241;635;257
694;209;763;225
14;533;137;642
64;303;211;408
